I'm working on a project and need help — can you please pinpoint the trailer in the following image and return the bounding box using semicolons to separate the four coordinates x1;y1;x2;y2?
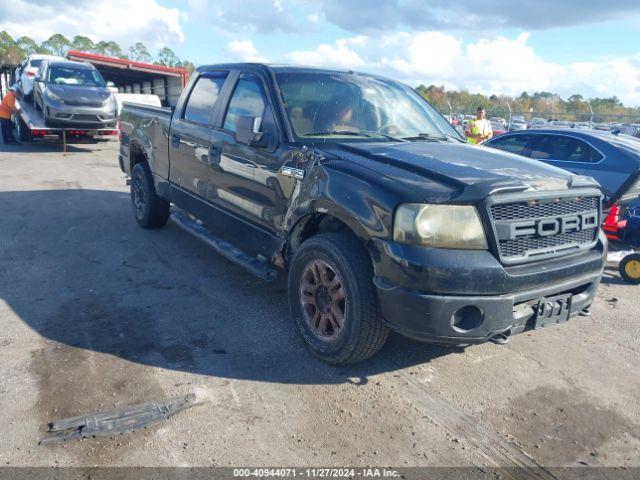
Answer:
12;98;118;153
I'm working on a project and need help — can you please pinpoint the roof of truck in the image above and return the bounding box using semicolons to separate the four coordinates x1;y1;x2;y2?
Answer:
196;63;386;78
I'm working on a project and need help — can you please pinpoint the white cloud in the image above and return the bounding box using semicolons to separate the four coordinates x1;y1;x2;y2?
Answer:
226;39;269;62
284;31;640;105
0;0;186;48
288;36;367;68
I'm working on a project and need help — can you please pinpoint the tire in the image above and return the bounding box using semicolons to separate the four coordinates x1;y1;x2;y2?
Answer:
130;162;170;229
619;253;640;284
288;232;389;365
16;117;32;142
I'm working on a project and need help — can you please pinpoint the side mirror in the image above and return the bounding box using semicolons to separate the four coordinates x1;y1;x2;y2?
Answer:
107;81;115;87
236;115;266;147
34;74;42;82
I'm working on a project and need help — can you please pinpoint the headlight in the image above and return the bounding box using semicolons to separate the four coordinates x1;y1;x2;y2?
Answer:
393;204;488;250
45;89;62;101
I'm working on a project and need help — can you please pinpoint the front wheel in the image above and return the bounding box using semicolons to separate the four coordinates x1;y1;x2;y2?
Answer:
288;233;389;365
130;162;170;228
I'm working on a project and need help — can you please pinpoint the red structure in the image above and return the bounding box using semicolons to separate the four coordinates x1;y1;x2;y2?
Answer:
66;50;189;106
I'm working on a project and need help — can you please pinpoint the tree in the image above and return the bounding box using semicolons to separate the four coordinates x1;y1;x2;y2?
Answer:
178;60;196;75
95;40;125;58
70;35;95;52
16;36;39;55
156;47;180;67
41;33;71;56
128;42;152;63
0;31;23;65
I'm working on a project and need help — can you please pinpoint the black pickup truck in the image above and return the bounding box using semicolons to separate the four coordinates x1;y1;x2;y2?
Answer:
119;64;606;364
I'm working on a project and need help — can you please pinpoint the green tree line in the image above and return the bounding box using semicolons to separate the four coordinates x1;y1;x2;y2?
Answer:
0;31;195;72
418;84;640;123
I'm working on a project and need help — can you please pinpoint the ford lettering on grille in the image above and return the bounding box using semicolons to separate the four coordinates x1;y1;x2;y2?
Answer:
489;196;600;263
502;212;598;240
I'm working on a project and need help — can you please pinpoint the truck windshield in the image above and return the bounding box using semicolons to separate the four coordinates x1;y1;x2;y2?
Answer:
48;67;106;87
275;71;462;142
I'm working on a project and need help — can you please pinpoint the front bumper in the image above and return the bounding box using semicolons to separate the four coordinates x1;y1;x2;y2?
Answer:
44;100;116;127
370;231;607;344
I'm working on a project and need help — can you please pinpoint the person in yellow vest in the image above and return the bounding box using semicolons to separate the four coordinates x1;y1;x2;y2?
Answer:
465;107;493;145
0;85;19;145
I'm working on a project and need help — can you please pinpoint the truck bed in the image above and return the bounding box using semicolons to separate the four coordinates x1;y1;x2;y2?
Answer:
119;101;173;179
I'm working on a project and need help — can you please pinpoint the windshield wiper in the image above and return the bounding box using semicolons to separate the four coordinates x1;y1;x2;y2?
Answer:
303;129;405;142
304;130;373;138
402;133;463;143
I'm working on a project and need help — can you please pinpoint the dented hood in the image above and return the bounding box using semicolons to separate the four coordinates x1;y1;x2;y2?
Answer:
317;141;598;202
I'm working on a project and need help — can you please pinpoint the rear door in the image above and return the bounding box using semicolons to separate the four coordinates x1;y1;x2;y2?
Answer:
168;71;229;203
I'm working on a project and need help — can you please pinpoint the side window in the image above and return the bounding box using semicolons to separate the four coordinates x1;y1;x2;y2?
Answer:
583;142;604;163
223;74;268;133
183;73;227;125
530;135;600;162
489;135;533;155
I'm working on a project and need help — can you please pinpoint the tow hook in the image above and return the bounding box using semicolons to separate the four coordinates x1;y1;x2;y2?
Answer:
490;332;510;345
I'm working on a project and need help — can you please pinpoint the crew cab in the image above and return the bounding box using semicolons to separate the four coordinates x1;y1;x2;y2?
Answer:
119;64;606;365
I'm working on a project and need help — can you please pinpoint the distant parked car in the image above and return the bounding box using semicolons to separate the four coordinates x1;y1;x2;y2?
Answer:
490;120;506;136
33;60;117;127
573;122;591;130
489;116;506;128
548;120;572;128
528;117;547;129
508;120;528;131
620;124;640;139
485;129;640;207
15;54;65;99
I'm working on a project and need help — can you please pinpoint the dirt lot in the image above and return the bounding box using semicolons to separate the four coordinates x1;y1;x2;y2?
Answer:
0;140;639;474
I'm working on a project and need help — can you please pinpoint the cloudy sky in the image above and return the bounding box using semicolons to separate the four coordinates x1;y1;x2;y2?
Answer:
2;0;640;104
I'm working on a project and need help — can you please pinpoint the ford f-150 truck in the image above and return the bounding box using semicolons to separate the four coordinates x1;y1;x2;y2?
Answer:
119;64;606;365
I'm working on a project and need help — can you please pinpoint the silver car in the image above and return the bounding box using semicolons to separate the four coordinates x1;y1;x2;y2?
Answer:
33;60;117;128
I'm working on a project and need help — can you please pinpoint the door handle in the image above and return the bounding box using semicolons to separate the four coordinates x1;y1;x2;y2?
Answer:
171;134;180;148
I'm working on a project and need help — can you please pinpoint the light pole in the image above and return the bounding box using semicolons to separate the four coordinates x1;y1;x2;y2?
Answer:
587;100;594;129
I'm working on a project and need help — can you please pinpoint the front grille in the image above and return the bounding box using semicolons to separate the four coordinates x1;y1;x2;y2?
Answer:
65;100;103;107
72;114;101;121
491;196;599;221
489;195;600;263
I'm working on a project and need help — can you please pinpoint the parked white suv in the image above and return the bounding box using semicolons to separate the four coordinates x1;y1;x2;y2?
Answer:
15;54;65;99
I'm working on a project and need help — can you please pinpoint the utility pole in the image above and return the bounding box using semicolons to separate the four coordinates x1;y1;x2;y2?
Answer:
506;101;512;126
587;101;594;129
446;100;453;123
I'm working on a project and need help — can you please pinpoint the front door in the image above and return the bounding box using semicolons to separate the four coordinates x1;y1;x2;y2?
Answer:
208;72;286;257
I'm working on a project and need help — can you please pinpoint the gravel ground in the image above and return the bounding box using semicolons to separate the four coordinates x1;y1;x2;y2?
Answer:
0;139;638;475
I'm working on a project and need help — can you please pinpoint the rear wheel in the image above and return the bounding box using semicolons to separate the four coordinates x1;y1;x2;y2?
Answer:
619;253;640;284
16;117;32;142
288;232;389;365
130;162;170;228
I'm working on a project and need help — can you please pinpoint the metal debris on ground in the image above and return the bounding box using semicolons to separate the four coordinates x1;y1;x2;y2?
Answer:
40;394;199;445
